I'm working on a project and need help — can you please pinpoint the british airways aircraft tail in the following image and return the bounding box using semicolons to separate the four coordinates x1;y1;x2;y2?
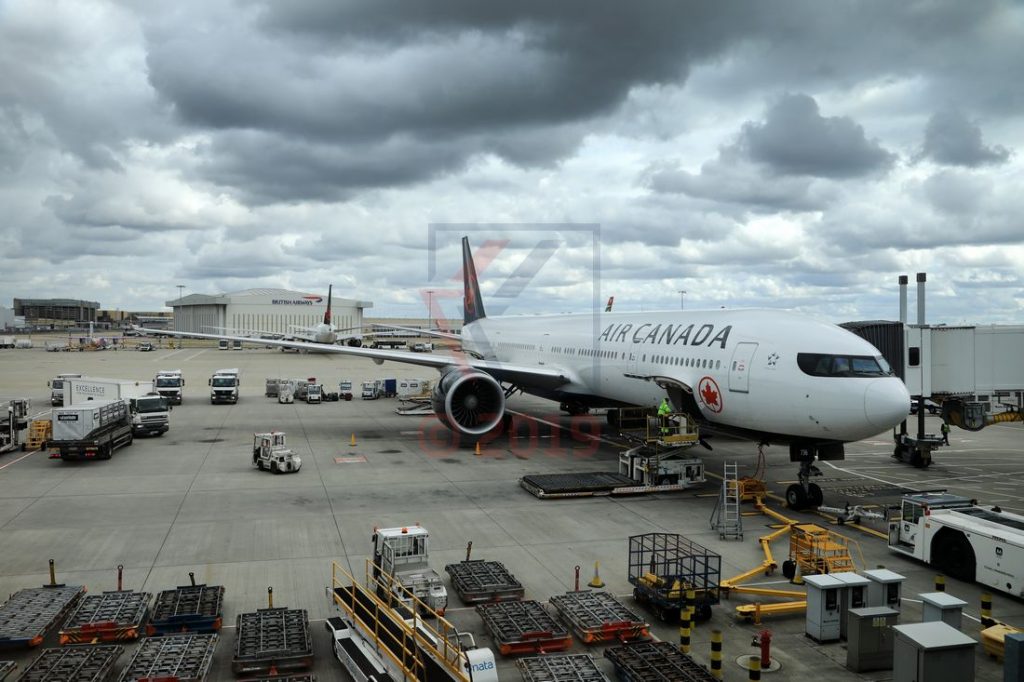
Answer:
462;237;487;324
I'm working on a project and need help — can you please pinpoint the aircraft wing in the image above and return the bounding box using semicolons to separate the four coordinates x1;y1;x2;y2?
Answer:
371;323;461;341
138;327;569;390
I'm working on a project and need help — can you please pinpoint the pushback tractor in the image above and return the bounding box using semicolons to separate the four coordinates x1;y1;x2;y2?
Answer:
889;491;1024;597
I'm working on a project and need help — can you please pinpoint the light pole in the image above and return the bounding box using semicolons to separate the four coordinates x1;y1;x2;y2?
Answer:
678;290;686;310
176;284;185;302
425;290;434;329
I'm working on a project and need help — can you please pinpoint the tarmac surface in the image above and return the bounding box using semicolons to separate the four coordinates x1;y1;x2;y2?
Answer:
0;340;1021;681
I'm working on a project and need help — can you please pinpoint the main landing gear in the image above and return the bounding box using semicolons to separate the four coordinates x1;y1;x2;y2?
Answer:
785;446;824;511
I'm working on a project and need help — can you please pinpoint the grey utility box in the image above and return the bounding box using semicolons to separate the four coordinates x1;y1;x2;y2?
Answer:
919;591;967;630
892;622;976;682
1006;632;1024;682
846;606;898;673
864;568;905;612
804;573;844;643
833;571;870;640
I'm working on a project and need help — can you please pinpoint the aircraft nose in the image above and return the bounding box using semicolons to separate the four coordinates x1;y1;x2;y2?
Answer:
865;379;911;430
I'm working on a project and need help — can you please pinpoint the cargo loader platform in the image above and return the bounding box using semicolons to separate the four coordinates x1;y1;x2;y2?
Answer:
516;654;609;682
16;645;123;682
519;473;644;499
0;585;85;648
476;601;572;656
604;641;717;682
118;633;218;682
444;560;525;604
549;591;649;644
59;590;151;644
232;608;313;676
147;582;225;635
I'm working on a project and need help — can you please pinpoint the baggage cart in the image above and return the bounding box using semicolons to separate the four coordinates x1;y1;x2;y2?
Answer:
445;560;525;604
0;586;85;648
59;590;150;644
232;608;313;675
628;533;720;623
605;641;716;682
516;654;608;682
147;582;224;635
118;633;217;682
16;645;122;682
549;591;649;644
476;601;572;656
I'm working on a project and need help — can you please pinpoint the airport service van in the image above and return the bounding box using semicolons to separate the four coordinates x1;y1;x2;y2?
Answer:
63;377;170;436
154;370;185;405
889;491;1024;597
49;399;134;460
209;368;240;404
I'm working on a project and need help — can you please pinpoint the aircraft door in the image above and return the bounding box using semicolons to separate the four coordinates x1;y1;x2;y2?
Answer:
729;342;758;393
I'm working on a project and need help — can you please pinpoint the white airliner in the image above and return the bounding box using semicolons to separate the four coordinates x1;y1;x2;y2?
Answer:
215;285;363;347
146;237;910;508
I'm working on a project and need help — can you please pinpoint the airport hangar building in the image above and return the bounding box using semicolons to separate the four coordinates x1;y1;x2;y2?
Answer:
167;289;372;336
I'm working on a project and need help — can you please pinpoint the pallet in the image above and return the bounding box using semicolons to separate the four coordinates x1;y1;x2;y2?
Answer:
118;633;218;682
0;585;86;648
0;661;14;681
148;584;224;635
517;654;609;681
17;645;123;682
604;641;716;682
476;601;572;656
445;560;525;604
520;473;638;498
549;591;649;644
60;591;151;644
232;608;313;675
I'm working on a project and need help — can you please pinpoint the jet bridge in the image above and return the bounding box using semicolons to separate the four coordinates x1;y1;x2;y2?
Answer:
843;273;1024;468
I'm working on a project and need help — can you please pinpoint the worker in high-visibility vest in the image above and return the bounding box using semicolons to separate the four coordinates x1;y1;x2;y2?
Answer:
658;398;671;435
941;420;950;445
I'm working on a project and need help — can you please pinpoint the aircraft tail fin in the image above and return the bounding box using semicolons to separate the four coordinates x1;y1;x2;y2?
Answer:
605;296;614;313
324;285;332;325
462;237;487;324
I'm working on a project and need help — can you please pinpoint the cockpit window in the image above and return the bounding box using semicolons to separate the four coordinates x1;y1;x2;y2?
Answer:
797;353;893;377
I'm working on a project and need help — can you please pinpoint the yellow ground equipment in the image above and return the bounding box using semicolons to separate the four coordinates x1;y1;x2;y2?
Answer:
720;498;863;621
27;419;51;450
615;407;700;450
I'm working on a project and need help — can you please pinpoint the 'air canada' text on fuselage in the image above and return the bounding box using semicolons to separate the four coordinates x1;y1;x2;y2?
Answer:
597;322;732;349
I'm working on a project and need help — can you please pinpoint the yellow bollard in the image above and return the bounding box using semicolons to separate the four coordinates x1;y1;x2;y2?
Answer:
474;441;482;456
934;574;945;592
710;629;723;680
748;655;762;681
350;433;356;447
678;608;691;655
686;589;696;629
268;586;273;608
588;561;605;588
981;592;993;626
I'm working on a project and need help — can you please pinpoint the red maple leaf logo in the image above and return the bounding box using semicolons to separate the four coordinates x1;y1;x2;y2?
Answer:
701;382;719;407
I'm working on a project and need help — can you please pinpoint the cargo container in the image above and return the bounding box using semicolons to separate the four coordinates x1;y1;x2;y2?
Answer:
48;400;134;460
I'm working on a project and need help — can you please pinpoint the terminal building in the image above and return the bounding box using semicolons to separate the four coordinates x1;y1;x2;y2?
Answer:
13;298;99;329
167;289;372;336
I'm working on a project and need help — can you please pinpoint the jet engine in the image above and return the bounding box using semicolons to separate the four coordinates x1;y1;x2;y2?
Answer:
431;367;506;436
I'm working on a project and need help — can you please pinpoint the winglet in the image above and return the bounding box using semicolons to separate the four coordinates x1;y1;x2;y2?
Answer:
462;237;486;324
324;285;333;325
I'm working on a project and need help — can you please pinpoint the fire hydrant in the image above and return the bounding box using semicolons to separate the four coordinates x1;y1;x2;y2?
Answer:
751;629;772;669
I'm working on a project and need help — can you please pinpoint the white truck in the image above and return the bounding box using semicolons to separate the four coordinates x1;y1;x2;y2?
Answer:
0;336;16;348
361;380;382;400
63;376;170;437
371;525;448;617
154;370;185;405
889;491;1024;597
252;432;302;473
306;383;323;404
49;399;134;460
209;368;240;404
48;373;83;406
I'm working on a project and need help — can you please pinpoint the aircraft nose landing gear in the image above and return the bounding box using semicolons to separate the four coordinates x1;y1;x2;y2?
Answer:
786;447;824;510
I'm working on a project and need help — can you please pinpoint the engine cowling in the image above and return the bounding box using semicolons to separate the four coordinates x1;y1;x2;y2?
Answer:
431;368;506;436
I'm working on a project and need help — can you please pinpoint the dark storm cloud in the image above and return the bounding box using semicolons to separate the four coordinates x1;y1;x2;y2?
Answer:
738;94;895;178
919;110;1011;167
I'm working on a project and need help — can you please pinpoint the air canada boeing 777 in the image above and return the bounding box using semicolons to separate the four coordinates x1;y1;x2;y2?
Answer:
145;237;910;508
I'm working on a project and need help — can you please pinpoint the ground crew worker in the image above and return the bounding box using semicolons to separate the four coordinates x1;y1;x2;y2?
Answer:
941;420;950;445
658;398;671;435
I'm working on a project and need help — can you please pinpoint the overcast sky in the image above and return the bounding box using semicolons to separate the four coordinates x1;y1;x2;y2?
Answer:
1;1;1022;324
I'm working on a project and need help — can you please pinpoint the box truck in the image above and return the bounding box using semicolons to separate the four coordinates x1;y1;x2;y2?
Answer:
49;399;134;460
63;377;169;436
